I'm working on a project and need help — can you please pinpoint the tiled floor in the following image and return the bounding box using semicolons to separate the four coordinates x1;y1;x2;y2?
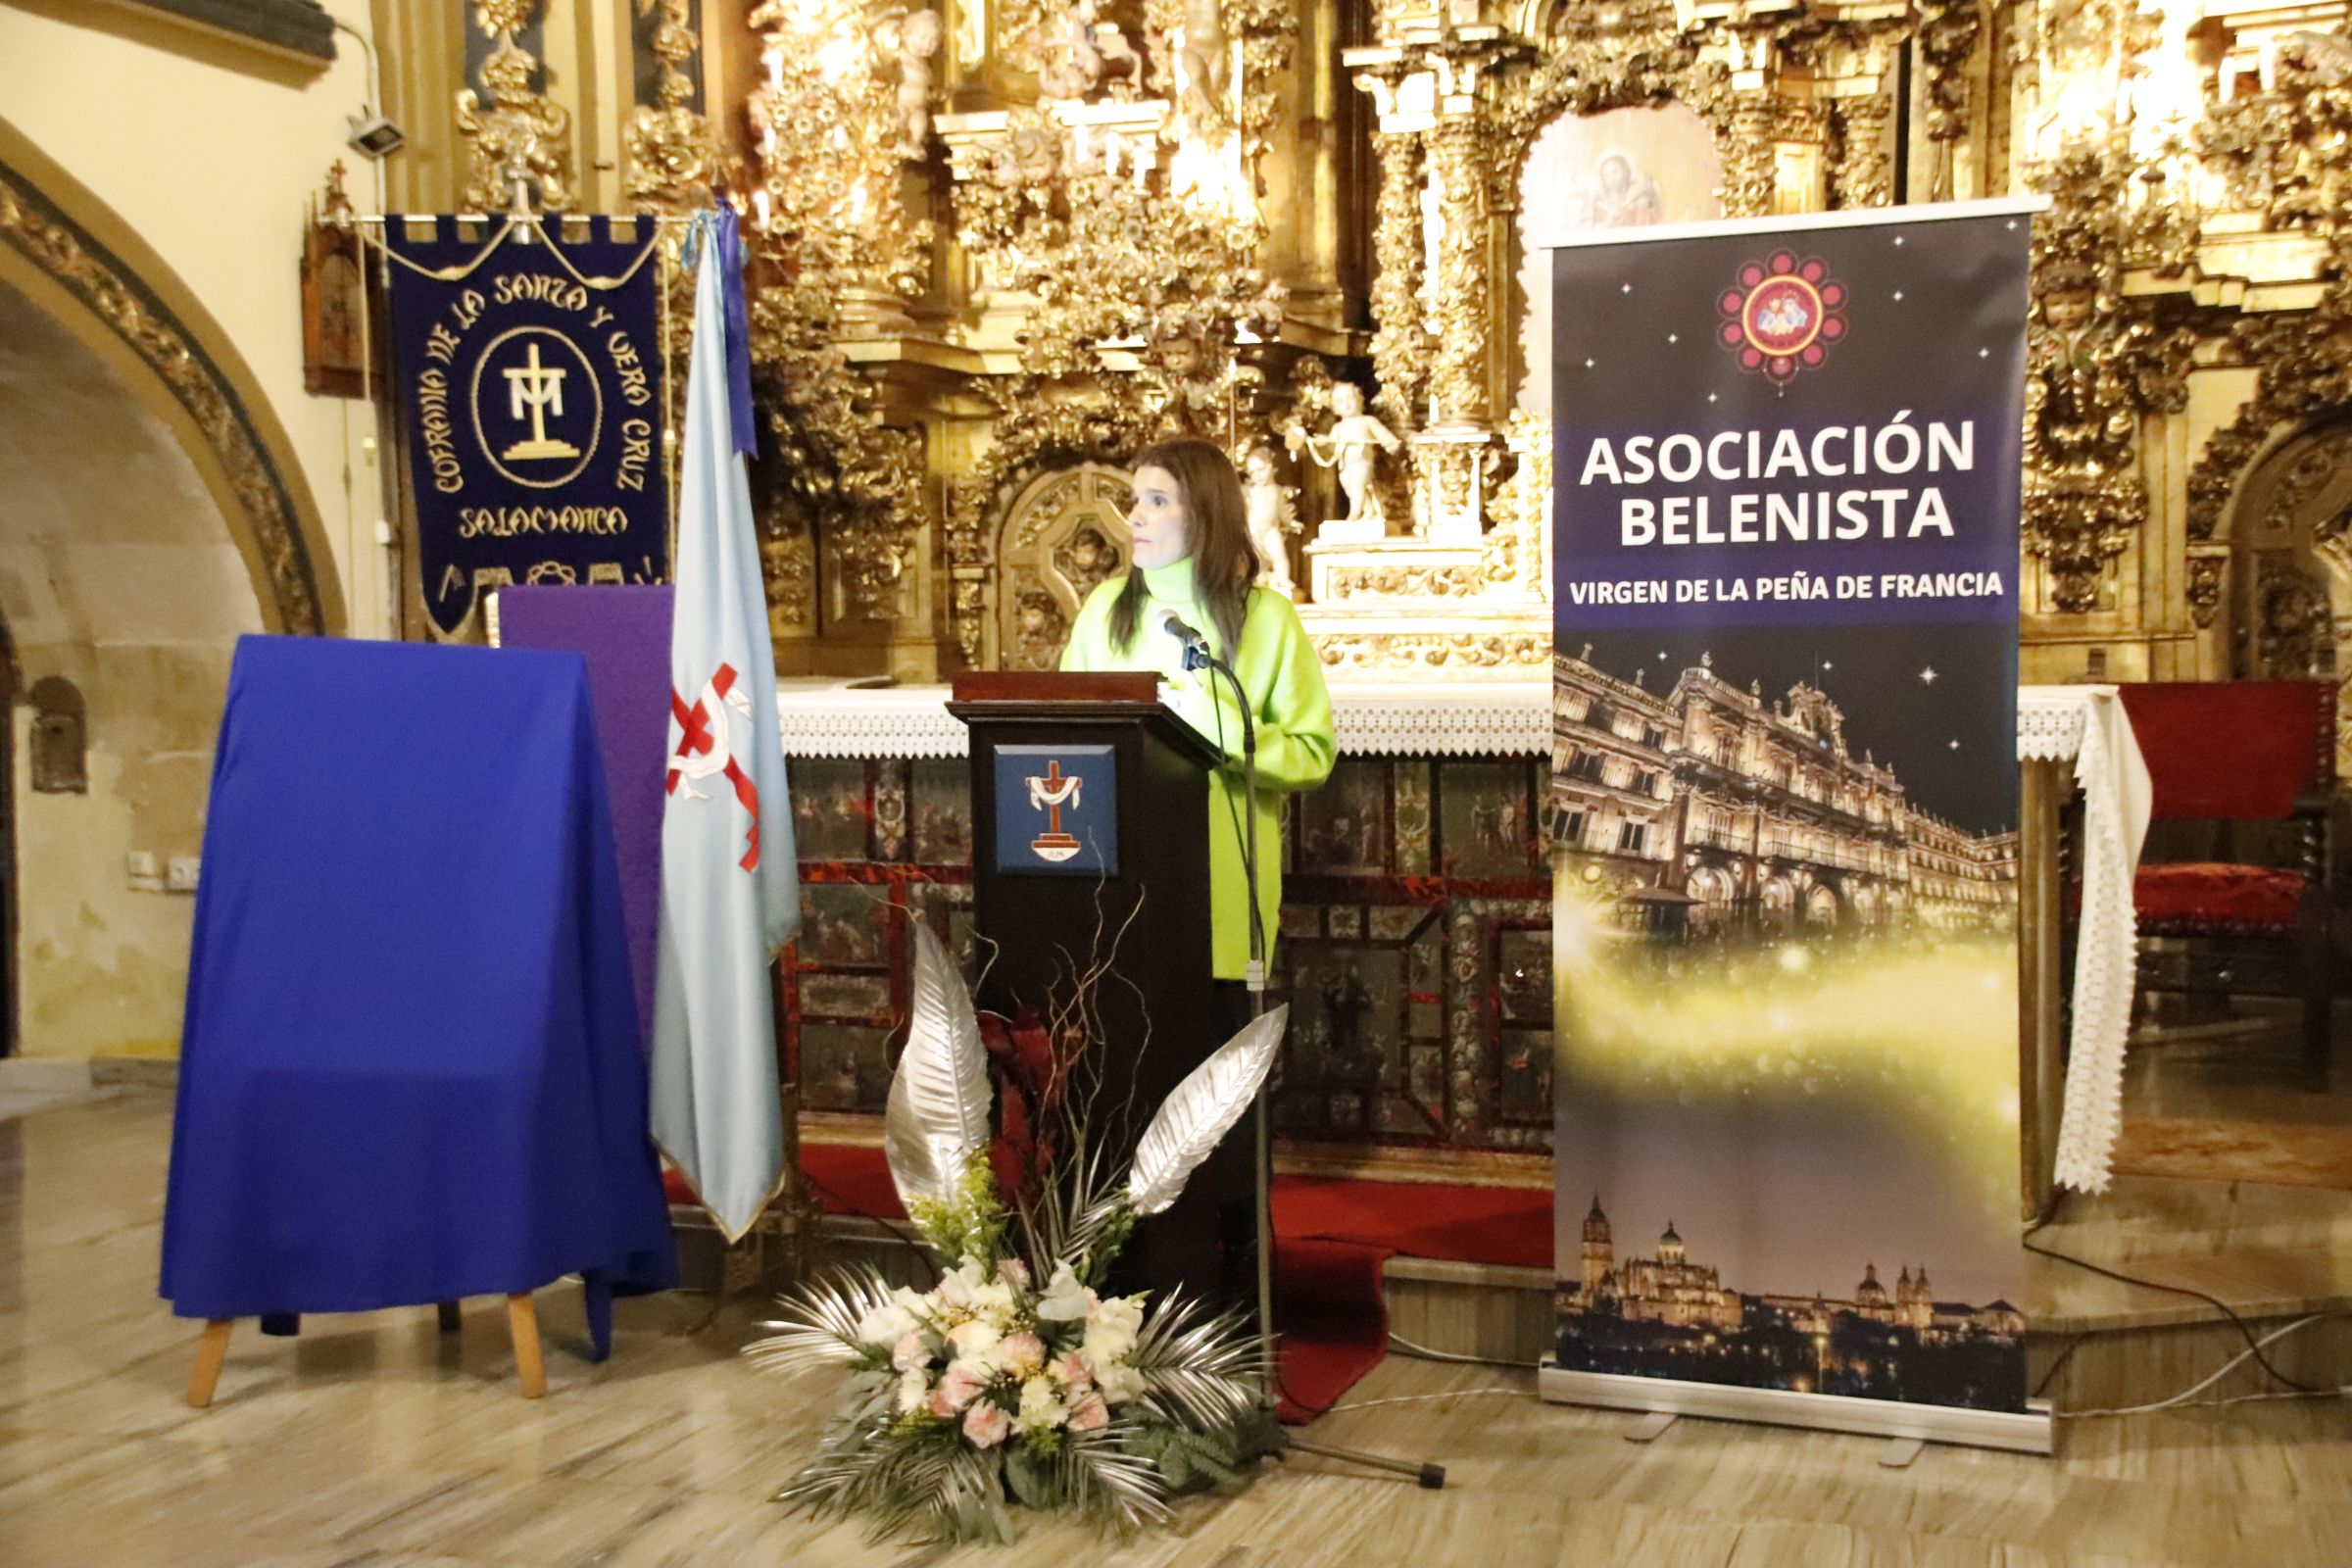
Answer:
1;1090;2349;1566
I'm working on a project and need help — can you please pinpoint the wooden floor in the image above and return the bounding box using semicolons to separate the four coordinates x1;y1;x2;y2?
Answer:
4;1091;2350;1568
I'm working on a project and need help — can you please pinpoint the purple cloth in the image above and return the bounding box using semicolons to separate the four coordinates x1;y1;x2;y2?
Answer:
500;585;675;1047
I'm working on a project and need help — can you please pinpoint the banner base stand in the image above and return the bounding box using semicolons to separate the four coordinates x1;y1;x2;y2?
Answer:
1540;1361;2054;1456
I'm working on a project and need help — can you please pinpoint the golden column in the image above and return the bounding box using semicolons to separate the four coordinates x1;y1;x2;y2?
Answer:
1366;125;1429;437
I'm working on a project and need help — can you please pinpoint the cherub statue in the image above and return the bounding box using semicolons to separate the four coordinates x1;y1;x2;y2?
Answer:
882;8;942;159
1038;0;1139;100
1243;445;1300;599
1286;380;1400;531
1176;0;1229;140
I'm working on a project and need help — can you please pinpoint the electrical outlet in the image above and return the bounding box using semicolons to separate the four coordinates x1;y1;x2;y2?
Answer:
166;856;201;893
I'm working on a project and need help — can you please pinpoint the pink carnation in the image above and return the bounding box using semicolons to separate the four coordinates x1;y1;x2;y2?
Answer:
998;1332;1047;1378
1068;1393;1109;1432
1049;1349;1094;1390
930;1361;985;1416
892;1331;928;1372
963;1401;1013;1448
997;1258;1032;1290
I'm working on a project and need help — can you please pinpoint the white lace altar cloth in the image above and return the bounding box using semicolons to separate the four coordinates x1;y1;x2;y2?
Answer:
2018;685;2154;1194
774;679;1553;760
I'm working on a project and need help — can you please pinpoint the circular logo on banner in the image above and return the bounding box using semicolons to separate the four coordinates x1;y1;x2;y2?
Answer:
1718;253;1847;386
469;325;604;489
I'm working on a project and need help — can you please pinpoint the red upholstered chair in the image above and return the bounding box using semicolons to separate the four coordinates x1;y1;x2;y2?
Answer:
2116;680;2335;1088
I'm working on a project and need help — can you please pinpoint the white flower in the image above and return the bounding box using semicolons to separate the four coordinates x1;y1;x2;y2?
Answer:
892;1330;929;1372
945;1318;1001;1361
895;1366;932;1416
963;1401;1013;1447
935;1257;991;1313
1081;1294;1144;1366
1037;1261;1095;1322
969;1279;1019;1331
856;1300;921;1348
1016;1374;1066;1433
1095;1360;1144;1404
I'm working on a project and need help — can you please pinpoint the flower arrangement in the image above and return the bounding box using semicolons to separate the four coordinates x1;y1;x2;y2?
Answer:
750;924;1286;1543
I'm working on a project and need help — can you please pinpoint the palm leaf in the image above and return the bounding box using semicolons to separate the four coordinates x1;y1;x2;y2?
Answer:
1128;1291;1270;1430
884;921;994;1213
743;1264;901;1378
1125;1005;1287;1216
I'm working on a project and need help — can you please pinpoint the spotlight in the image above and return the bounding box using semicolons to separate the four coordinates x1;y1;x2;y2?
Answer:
347;114;405;160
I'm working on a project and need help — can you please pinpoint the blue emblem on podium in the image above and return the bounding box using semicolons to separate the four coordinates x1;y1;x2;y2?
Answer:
994;745;1116;876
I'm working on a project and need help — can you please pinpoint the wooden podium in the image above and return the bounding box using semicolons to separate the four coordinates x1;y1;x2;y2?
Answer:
949;671;1231;1299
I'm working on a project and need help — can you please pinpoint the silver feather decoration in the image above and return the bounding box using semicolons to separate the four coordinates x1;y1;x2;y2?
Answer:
883;921;994;1213
1124;1004;1288;1217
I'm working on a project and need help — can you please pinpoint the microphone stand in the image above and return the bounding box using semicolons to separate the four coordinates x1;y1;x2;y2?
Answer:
1181;634;1445;1491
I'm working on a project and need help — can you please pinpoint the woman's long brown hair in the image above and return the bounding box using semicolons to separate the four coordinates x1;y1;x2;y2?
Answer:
1107;438;1256;658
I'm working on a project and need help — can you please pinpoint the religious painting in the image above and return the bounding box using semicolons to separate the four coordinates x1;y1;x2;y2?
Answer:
799;883;887;965
1495;926;1551;1023
1438;761;1536;876
911;759;974;864
1275;914;1449;1142
800;972;894;1021
1516;104;1724;416
792;759;871;861
1295;760;1388;875
802;1022;892;1112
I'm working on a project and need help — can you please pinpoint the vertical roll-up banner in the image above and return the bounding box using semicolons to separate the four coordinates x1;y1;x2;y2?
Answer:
385;219;671;637
1544;200;2050;1452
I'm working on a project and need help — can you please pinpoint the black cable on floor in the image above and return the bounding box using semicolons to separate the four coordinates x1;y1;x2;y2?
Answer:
2022;1219;2332;1396
800;1169;933;1263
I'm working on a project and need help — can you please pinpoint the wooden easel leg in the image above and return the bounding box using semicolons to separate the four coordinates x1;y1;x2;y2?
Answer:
506;1293;546;1398
437;1300;463;1333
187;1319;233;1408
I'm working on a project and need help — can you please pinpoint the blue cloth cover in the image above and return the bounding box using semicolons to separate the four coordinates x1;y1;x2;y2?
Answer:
160;636;677;1323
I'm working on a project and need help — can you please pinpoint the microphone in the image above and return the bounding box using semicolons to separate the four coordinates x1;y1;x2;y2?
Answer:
1158;609;1208;650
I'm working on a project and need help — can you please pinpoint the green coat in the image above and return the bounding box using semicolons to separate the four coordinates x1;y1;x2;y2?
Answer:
1059;560;1337;980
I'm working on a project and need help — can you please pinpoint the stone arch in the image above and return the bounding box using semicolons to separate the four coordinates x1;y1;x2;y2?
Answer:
1686;863;1736;931
1805;884;1840;926
0;269;268;1058
0;118;341;638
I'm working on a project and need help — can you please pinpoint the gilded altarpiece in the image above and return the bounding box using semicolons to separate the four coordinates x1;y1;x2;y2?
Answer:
363;0;2352;1158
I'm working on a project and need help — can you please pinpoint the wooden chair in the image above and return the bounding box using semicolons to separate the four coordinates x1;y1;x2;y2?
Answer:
2116;680;2335;1089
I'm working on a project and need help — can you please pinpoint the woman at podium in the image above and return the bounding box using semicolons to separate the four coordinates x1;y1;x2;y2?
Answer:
1058;438;1336;1303
1059;438;1337;983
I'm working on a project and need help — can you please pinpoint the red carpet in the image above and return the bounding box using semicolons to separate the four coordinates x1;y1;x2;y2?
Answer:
672;1147;1555;1423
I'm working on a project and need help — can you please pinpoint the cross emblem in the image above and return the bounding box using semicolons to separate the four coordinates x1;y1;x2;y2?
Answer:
498;340;583;463
1025;758;1084;863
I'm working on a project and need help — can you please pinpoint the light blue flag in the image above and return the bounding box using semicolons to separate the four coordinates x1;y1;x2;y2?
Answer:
651;210;799;1243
